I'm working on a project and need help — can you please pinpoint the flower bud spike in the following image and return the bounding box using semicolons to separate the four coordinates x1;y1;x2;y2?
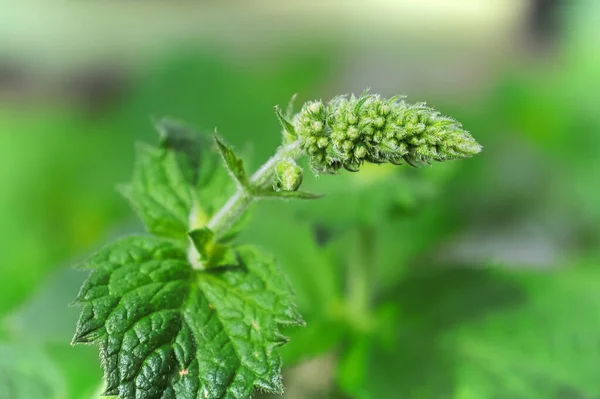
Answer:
292;92;482;174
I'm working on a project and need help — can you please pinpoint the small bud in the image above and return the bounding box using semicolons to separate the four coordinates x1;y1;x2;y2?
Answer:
347;114;358;125
273;159;303;192
317;137;329;148
374;117;385;128
342;140;354;152
354;144;367;159
383;138;398;149
308;145;319;154
331;130;345;141
312;121;324;132
308;101;323;114
347;126;359;139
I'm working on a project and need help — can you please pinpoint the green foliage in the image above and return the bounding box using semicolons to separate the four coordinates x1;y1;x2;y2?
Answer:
72;123;305;398
70;86;482;398
73;237;302;398
214;136;250;189
8;17;600;397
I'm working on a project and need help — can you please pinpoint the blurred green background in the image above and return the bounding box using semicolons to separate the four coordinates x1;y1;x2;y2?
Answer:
1;1;600;398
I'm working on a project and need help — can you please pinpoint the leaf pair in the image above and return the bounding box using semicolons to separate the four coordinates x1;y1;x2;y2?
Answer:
72;121;304;399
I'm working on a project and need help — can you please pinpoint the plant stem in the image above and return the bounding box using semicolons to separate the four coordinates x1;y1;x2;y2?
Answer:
347;225;375;332
207;140;302;239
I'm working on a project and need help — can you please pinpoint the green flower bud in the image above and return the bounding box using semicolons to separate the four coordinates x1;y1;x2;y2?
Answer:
347;126;360;139
374;117;386;128
292;92;482;174
354;144;367;159
312;121;324;132
273;159;303;192
342;140;354;152
307;101;323;114
317;137;329;148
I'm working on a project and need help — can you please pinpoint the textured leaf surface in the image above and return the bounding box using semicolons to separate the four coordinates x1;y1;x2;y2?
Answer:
119;144;194;240
120;124;233;240
73;236;303;399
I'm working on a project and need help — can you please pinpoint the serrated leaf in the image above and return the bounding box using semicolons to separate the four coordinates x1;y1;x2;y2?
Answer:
72;236;303;399
274;105;296;139
214;136;249;189
119;144;195;240
120;125;234;240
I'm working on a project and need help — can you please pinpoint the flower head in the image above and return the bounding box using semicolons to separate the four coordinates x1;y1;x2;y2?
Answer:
293;93;482;173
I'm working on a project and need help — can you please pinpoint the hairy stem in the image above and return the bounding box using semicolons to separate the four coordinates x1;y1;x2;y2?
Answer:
207;140;302;239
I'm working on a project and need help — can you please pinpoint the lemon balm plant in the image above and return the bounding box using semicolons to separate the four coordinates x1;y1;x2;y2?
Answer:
72;92;481;399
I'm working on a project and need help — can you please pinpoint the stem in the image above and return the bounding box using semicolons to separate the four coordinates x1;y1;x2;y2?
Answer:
347;225;375;332
207;140;302;239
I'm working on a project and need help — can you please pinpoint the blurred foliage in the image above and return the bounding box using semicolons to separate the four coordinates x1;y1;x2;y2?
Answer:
2;2;600;398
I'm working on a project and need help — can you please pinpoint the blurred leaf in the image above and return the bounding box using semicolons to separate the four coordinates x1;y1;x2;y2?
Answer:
6;268;84;343
296;162;457;227
360;265;600;399
0;343;66;399
336;335;371;399
0;111;141;316
279;319;345;366
6;267;114;399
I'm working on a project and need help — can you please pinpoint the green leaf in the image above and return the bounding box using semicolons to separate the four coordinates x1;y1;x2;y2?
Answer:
214;135;249;189
119;144;195;240
72;236;303;399
188;227;237;268
239;203;344;365
0;343;66;399
187;227;215;260
155;118;213;187
273;105;296;139
120;125;234;240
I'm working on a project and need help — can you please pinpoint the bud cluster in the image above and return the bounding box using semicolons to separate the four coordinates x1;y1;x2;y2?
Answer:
293;93;482;173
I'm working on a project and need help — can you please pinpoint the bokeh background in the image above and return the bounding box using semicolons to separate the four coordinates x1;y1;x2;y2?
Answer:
1;1;600;398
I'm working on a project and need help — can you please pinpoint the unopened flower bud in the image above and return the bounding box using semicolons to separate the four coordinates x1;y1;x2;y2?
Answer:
273;159;303;192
